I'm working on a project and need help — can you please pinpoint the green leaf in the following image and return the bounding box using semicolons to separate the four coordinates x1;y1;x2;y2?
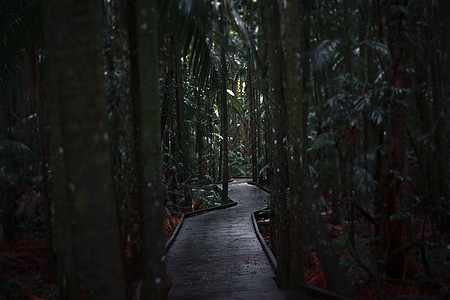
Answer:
226;89;235;97
312;132;338;151
311;39;341;73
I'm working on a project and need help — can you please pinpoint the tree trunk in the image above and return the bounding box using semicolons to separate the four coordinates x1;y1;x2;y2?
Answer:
258;0;271;186
34;47;55;271
135;0;167;297
248;59;257;182
219;0;229;203
244;5;257;182
47;80;74;300
195;89;205;180
263;0;290;289
100;1;122;246
438;0;450;236
115;3;144;291
377;0;420;278
285;0;305;290
44;1;126;298
174;39;193;209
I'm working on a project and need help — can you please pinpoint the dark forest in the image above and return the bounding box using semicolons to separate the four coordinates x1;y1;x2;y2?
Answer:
0;0;449;299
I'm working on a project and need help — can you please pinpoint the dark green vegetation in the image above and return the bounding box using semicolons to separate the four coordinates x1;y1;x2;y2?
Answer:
0;0;449;299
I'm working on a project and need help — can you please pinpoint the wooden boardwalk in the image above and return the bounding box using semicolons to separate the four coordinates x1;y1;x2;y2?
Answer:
166;179;309;299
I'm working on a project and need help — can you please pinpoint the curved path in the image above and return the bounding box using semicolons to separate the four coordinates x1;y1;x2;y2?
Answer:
166;179;285;299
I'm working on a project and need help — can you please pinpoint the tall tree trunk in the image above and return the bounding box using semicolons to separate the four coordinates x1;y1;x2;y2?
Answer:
47;80;74;300
219;0;229;203
44;1;125;298
195;89;205;180
118;0;142;288
0;97;8;140
174;39;193;209
135;0;167;297
248;60;257;182
263;0;290;289
34;47;55;271
245;4;257;183
285;0;305;290
425;1;443;237
258;0;271;186
378;0;420;278
438;0;450;236
100;1;122;245
207;97;216;181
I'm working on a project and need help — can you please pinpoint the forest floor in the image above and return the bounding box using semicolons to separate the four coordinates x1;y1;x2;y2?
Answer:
0;229;58;299
254;183;449;300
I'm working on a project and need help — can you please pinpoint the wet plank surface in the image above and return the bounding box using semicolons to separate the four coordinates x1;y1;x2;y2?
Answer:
167;179;288;299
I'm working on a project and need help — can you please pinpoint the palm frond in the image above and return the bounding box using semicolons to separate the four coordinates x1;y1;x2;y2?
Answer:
0;139;35;159
311;39;342;73
170;0;220;90
226;0;260;73
360;40;389;57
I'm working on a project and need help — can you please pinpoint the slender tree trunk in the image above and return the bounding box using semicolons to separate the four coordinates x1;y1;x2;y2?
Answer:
135;0;167;297
377;0;419;278
208;98;216;182
32;42;55;272
100;1;123;244
195;89;205;179
248;62;257;182
0;97;8;140
127;0;146;284
47;80;74;300
245;5;257;183
44;1;126;298
263;0;290;288
285;0;305;290
219;0;229;203
258;0;271;186
174;39;193;209
426;1;444;236
438;0;450;236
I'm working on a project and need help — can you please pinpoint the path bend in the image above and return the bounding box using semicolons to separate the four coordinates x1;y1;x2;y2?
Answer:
166;179;283;299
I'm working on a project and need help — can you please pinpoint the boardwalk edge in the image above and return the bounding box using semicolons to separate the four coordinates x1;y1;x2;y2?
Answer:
165;185;237;252
248;181;354;300
165;214;185;252
251;210;277;272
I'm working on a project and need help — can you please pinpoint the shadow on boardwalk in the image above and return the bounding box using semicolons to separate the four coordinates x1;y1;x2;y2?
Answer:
166;179;310;299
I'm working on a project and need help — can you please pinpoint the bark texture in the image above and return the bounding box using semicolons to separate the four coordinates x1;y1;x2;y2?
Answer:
219;0;229;203
263;0;290;289
44;1;125;298
378;0;419;278
135;0;167;298
439;0;450;236
285;0;305;290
